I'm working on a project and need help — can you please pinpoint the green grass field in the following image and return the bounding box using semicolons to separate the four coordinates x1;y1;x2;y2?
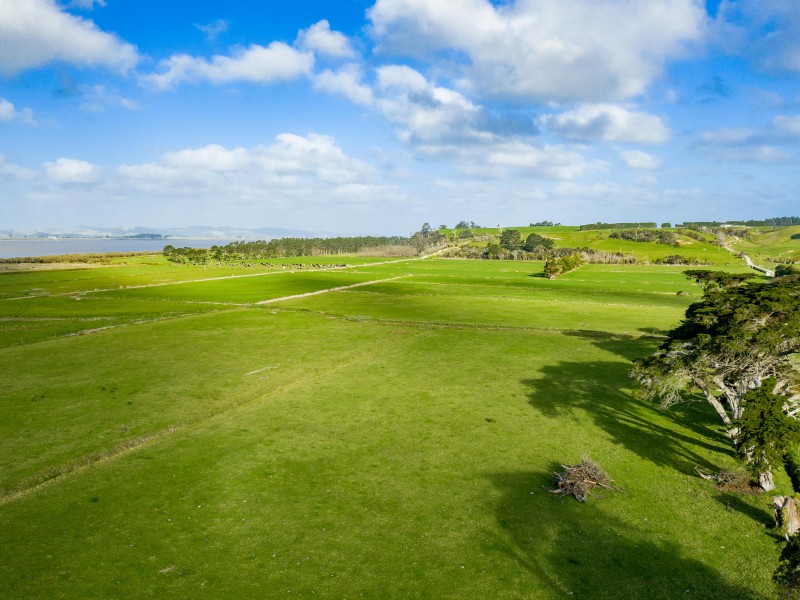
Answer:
0;252;782;598
443;225;740;265
728;225;800;265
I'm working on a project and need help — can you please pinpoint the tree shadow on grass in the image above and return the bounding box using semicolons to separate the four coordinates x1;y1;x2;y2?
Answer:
530;330;735;474
485;470;769;599
523;357;728;474
714;493;775;528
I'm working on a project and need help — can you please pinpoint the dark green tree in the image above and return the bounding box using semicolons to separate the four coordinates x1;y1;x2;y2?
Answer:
523;232;555;252
499;229;522;250
632;273;800;489
777;265;800;278
736;379;800;490
683;269;757;291
486;242;502;259
775;534;800;599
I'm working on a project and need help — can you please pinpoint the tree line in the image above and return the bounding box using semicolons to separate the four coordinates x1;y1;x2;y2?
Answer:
609;229;678;245
579;222;657;230
679;216;800;227
163;236;415;264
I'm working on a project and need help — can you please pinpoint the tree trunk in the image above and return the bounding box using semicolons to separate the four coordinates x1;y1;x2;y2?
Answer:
726;426;740;441
759;469;775;491
695;381;732;428
773;496;800;539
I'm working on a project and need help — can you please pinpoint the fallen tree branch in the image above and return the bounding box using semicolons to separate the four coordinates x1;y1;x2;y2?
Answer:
552;457;622;502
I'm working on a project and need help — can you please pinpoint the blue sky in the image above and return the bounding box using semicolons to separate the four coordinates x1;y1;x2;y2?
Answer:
0;0;798;234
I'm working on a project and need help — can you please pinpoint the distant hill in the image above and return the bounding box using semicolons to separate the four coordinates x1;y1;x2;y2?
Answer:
0;225;331;240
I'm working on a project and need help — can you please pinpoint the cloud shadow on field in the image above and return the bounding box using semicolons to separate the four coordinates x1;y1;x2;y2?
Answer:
485;470;769;599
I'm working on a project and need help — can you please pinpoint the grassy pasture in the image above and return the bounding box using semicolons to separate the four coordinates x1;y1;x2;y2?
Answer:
444;225;739;265
729;225;800;264
102;269;402;305
0;255;394;298
0;295;223;347
0;255;782;598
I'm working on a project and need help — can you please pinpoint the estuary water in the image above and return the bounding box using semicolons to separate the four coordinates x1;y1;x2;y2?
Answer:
0;238;239;259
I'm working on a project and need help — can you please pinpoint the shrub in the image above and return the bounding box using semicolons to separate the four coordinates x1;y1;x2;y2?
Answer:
654;255;711;265
543;252;583;278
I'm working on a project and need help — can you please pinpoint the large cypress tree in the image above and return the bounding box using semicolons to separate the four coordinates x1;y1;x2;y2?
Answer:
631;273;800;490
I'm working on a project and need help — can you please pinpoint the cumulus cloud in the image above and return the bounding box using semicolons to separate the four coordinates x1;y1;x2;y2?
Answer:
375;65;480;145
620;150;661;170
142;42;314;90
43;158;100;183
479;142;603;180
162;144;250;172
368;0;706;102
0;98;36;125
314;64;374;106
350;65;596;180
118;134;376;191
541;104;670;144
0;0;137;75
297;20;355;58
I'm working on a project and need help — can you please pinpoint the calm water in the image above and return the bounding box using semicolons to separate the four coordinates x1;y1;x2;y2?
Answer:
0;238;241;259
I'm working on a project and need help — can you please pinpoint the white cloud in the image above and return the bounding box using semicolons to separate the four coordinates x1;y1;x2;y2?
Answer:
163;144;250;172
376;64;428;92
259;133;375;185
360;65;599;181
620;150;662;170
368;0;706;102
43;158;100;183
375;65;480;144
0;98;36;125
480;142;603;180
314;64;374;106
195;19;228;41
0;0;137;75
542;104;670;144
142;42;314;90
296;20;355;58
118;134;376;191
